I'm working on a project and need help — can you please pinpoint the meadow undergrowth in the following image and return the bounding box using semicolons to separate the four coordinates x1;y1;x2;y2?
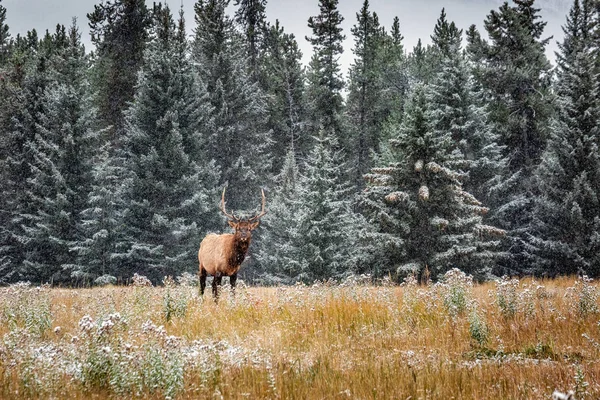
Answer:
0;273;599;399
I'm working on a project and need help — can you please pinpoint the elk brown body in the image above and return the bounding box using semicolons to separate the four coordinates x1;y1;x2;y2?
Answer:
198;189;266;298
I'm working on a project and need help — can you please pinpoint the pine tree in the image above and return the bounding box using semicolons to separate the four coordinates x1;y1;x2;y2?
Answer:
378;16;408;125
193;0;272;210
427;27;505;209
305;0;346;142
346;0;386;194
529;0;600;277
466;0;554;274
121;5;221;282
0;29;54;283
255;150;305;284
363;85;504;281
260;20;307;173
295;132;360;282
88;0;151;133
0;0;10;67
20;22;99;284
407;38;436;84
72;142;130;284
430;8;462;58
234;0;267;77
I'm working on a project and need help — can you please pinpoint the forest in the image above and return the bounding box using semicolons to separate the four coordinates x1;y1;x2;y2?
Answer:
0;0;598;286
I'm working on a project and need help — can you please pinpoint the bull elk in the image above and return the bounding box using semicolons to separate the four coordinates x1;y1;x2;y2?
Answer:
198;188;266;299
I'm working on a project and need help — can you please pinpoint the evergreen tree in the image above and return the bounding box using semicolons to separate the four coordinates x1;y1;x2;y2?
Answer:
255;150;304;284
466;0;554;274
430;8;462;58
529;0;600;277
72;142;130;284
377;16;408;126
193;0;272;210
121;5;221;282
234;0;267;76
260;20;307;173
19;22;98;284
88;0;151;133
407;38;436;84
0;0;10;67
305;0;346;142
363;85;504;281
295;132;359;282
0;29;53;283
427;26;505;209
346;0;386;194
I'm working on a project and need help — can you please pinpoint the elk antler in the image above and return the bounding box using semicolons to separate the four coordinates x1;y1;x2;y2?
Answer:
249;189;267;222
219;187;238;221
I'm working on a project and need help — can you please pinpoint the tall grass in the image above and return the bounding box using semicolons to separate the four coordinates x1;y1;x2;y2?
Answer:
0;273;599;399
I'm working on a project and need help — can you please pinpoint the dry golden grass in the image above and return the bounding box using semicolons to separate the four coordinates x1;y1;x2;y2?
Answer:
0;274;599;399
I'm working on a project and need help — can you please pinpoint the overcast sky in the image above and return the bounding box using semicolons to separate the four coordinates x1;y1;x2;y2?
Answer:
3;0;571;77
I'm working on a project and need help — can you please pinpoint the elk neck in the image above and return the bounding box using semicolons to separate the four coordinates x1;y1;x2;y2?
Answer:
229;234;251;267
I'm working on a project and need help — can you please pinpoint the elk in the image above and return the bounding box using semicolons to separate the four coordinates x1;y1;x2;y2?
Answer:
198;188;266;299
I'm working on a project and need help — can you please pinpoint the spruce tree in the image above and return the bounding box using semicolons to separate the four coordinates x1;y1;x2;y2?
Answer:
234;0;267;77
0;29;54;283
0;0;9;67
529;0;600;277
260;20;307;173
193;0;272;210
305;0;346;142
378;16;408;126
407;38;436;84
430;8;462;58
121;5;220;282
295;132;359;283
255;150;304;284
72;142;130;284
363;85;504;281
88;0;151;133
466;0;554;274
19;22;98;284
427;25;505;209
346;0;386;194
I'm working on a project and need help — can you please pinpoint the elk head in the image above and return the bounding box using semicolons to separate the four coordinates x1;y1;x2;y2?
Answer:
219;188;266;244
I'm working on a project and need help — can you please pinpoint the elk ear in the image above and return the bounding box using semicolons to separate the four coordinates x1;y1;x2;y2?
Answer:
228;220;238;229
249;220;260;230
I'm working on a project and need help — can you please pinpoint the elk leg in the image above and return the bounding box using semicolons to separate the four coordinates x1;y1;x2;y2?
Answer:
199;267;207;296
212;276;222;299
230;274;237;295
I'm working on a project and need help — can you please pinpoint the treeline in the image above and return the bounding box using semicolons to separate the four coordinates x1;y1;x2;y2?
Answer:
0;0;598;286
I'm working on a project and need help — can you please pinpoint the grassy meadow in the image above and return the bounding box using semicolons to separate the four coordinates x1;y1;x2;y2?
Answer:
0;271;599;399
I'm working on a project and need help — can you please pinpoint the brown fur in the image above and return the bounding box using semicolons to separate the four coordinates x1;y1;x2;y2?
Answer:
198;189;265;299
198;230;251;277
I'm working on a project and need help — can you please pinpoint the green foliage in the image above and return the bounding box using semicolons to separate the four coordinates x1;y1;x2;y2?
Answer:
437;268;473;318
294;133;361;282
566;276;599;317
88;0;151;132
305;0;346;140
529;0;600;277
260;21;308;173
162;276;191;322
346;0;387;193
363;85;504;281
466;0;555;275
495;277;519;318
1;283;52;337
234;0;267;75
468;308;489;348
0;0;10;66
193;0;272;210
121;5;220;281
